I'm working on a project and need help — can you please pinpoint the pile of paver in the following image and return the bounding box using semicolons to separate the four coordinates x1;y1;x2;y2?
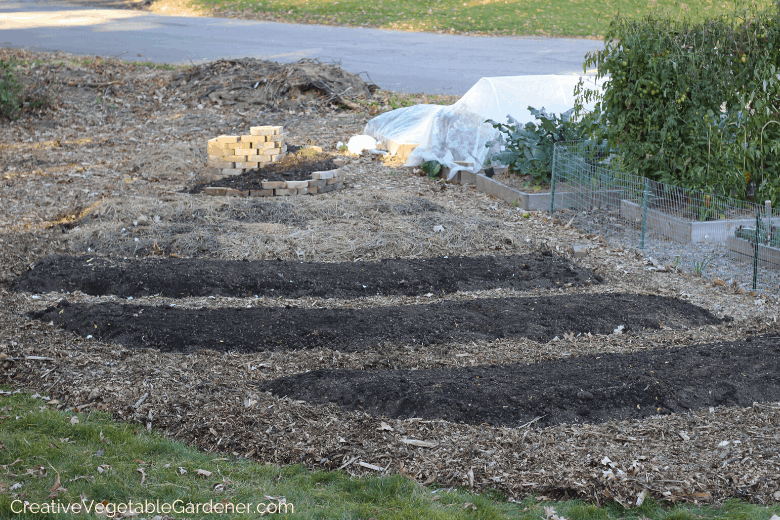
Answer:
206;125;286;181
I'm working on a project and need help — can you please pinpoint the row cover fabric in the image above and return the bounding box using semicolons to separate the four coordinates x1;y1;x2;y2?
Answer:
363;75;604;179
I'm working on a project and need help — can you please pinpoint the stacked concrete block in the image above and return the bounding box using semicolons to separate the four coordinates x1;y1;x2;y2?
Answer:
206;126;286;181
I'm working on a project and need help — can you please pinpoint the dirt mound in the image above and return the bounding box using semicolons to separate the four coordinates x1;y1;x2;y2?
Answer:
190;155;339;192
169;58;379;110
14;253;601;298
30;294;721;353
262;335;780;427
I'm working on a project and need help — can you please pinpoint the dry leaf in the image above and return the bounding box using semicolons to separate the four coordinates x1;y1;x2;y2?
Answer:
70;416;79;425
136;468;146;485
48;474;67;498
378;421;393;431
544;505;568;520
467;468;474;489
463;502;476;510
400;438;437;448
357;461;384;472
178;467;187;475
196;469;212;478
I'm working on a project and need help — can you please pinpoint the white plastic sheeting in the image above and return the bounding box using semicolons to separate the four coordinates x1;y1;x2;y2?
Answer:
364;75;603;179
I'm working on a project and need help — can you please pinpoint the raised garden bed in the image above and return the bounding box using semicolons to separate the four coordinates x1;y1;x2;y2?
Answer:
453;170;623;211
192;154;347;198
726;228;780;270
620;200;758;243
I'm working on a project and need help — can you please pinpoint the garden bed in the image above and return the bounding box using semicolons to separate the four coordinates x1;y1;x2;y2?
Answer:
14;253;602;298
726;235;780;271
3;48;780;506
620;200;756;243
455;170;624;211
31;293;720;353
263;334;778;428
193;154;345;197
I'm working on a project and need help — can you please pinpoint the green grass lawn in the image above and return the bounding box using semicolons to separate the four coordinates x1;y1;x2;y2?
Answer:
2;388;779;519
188;0;773;38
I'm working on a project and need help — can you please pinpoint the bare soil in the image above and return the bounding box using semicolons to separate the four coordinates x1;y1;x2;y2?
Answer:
2;48;780;506
263;334;780;427
190;155;339;191
29;293;719;352
14;253;601;298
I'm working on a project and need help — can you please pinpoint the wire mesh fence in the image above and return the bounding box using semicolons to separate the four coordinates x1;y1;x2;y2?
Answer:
551;141;780;295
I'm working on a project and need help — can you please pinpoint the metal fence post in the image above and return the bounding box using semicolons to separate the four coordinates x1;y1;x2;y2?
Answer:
753;210;760;291
640;177;650;250
550;143;558;215
766;200;772;245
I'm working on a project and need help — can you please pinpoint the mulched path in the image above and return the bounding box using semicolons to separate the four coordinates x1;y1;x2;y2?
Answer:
14;253;602;298
261;334;780;428
30;294;721;352
189;154;338;192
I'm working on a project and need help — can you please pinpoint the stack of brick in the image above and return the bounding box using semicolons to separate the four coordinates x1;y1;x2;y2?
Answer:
203;164;346;198
206;126;286;181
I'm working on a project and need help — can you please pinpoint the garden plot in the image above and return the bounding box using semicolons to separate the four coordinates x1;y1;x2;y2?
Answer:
15;253;601;298
262;335;780;427
3;48;780;506
30;293;719;353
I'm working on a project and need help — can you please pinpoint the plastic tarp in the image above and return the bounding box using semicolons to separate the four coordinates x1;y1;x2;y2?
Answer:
364;75;603;179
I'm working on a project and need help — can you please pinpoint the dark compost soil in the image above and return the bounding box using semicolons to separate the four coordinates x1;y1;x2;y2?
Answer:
189;155;338;192
30;294;721;353
261;335;780;428
13;253;602;298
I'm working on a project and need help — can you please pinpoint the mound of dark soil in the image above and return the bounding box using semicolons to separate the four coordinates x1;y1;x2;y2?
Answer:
169;58;378;110
30;294;721;353
14;253;601;298
262;335;780;428
189;155;338;193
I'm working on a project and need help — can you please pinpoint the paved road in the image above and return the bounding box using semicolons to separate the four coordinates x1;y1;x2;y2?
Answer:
0;0;603;94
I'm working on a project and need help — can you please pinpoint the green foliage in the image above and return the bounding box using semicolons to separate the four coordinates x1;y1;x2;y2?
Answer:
575;5;780;205
0;59;23;119
487;107;584;185
691;255;713;276
421;159;443;179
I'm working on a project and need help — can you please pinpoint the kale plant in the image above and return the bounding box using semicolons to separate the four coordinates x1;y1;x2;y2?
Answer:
486;106;583;185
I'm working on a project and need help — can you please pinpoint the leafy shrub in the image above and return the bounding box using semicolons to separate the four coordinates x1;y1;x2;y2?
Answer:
0;59;23;119
486;106;584;185
575;6;780;204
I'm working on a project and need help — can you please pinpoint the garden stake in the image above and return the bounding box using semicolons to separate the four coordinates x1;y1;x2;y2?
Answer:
753;210;760;291
549;146;558;215
640;177;650;250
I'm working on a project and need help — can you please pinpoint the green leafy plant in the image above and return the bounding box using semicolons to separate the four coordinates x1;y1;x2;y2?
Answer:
0;59;23;119
421;159;443;179
486;107;584;185
575;5;780;204
691;256;713;276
